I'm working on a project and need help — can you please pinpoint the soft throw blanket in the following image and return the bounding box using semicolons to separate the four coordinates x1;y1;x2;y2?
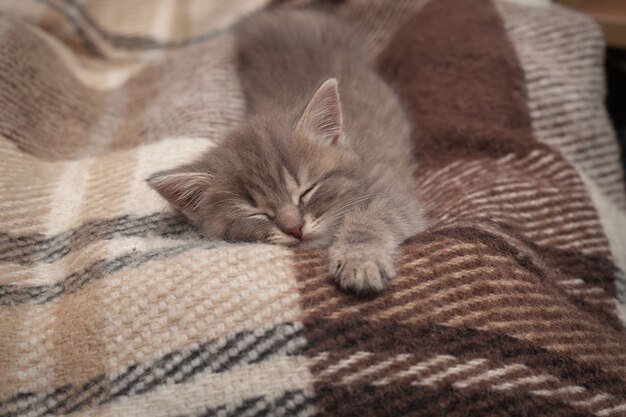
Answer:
1;0;626;416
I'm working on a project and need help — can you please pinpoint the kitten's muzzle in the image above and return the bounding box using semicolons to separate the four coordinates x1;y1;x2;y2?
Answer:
276;205;305;240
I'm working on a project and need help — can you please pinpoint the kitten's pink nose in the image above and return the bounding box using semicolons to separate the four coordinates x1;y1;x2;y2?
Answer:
288;223;304;240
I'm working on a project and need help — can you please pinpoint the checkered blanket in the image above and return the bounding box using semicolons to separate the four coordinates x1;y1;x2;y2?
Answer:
1;0;626;416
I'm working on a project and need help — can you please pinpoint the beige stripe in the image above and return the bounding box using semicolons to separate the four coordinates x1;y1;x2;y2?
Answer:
0;304;57;394
0;138;59;234
82;0;159;38
50;288;109;391
150;0;177;41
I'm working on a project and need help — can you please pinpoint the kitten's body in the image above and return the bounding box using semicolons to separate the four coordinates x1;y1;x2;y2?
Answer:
149;10;426;292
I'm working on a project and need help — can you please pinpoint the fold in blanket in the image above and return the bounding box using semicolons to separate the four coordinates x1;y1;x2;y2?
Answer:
0;0;625;416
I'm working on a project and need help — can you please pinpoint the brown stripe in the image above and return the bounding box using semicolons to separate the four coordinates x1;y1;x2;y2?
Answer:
377;0;535;167
313;380;594;417
302;319;626;399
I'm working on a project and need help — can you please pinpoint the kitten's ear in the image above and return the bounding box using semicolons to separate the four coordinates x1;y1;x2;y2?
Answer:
147;172;212;220
297;78;345;146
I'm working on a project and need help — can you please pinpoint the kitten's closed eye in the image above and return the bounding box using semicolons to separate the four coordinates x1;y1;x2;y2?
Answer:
299;183;320;205
248;213;273;220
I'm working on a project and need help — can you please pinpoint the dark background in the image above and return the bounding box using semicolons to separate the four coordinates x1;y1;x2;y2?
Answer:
606;49;626;169
606;49;626;172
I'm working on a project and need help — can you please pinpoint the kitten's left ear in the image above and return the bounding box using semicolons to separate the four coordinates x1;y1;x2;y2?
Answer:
297;78;345;147
147;171;212;221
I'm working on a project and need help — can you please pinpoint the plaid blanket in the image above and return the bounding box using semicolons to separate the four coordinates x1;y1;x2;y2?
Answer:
2;0;626;416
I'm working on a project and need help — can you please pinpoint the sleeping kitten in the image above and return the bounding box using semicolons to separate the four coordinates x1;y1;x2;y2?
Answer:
148;10;426;293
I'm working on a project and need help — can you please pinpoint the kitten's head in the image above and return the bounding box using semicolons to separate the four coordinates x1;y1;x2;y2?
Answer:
148;79;366;248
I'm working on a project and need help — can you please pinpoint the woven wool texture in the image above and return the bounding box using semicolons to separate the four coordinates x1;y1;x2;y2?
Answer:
1;0;626;416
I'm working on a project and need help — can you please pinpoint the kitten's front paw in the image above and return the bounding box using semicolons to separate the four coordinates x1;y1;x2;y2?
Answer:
329;244;396;293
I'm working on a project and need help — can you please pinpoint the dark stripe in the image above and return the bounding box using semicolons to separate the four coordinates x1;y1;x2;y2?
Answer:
303;319;626;399
259;390;299;416
249;326;305;365
176;323;304;383
45;374;106;416
0;242;209;306
211;325;302;374
2;323;305;416
226;397;265;417
0;213;199;265
314;382;594;417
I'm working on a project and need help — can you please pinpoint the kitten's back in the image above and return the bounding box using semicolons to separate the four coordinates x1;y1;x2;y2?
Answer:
235;9;415;181
236;10;367;114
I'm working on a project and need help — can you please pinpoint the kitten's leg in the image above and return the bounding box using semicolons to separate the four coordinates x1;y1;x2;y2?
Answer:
329;193;426;293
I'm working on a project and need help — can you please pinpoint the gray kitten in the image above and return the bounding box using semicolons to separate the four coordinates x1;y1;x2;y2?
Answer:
148;10;426;293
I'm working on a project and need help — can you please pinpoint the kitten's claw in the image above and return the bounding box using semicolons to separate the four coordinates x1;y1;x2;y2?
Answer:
329;244;396;294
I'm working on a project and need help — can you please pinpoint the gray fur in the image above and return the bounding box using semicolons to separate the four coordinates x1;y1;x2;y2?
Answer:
148;10;426;293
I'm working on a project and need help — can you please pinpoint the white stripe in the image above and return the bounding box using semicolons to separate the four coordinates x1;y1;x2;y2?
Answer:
491;182;559;194
496;153;518;165
493;375;557;391
454;363;527;389
531;385;586;396
418;359;487;386
417;160;466;190
522;216;599;231
570;393;611;407
597;403;626;416
341;354;411;385
568;287;606;296
445;305;568;327
319;351;372;378
372;355;455;386
150;0;176;41
45;159;93;234
422;161;490;202
432;293;556;322
540;235;607;251
524;153;556;172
